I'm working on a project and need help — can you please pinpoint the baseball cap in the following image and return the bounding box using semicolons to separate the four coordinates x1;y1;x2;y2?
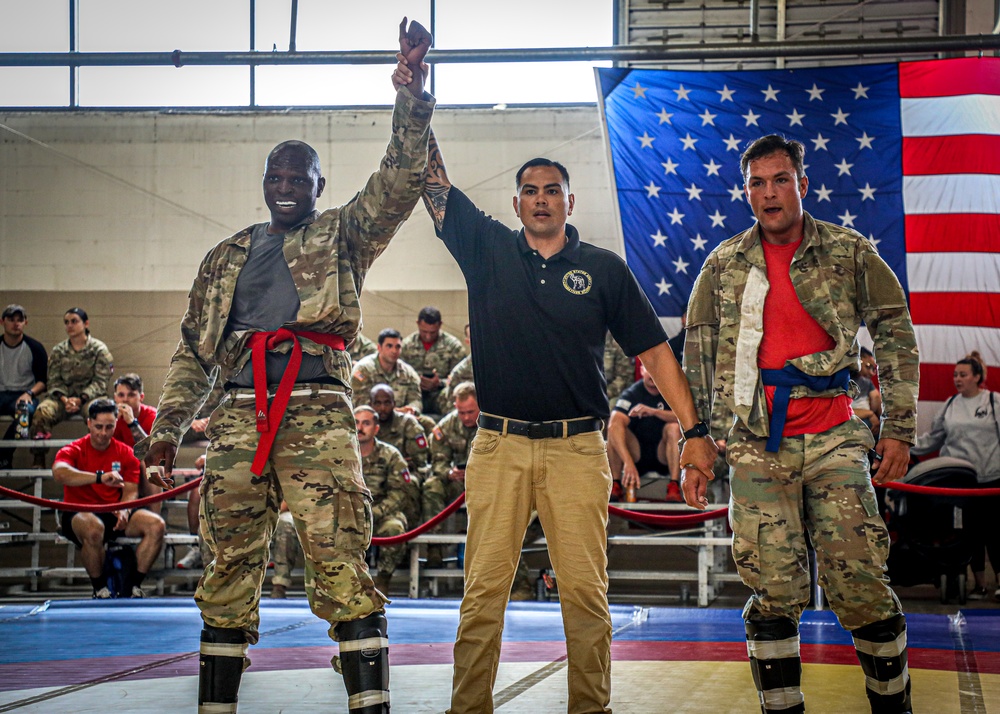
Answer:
1;304;26;320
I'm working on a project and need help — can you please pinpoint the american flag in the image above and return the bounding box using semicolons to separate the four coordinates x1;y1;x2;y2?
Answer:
597;58;999;417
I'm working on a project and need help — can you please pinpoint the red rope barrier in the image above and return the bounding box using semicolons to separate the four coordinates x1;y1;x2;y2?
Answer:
372;492;466;546
0;478;201;513
608;504;729;528
876;481;1000;497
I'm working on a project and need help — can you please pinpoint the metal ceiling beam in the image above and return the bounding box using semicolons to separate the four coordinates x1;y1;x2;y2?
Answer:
2;33;999;67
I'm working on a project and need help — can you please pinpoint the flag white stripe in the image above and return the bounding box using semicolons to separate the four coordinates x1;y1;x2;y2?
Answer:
901;95;1000;137
912;325;1000;364
906;252;1000;292
902;175;1000;215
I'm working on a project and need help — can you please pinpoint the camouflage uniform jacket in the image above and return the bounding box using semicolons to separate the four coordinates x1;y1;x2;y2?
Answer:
137;88;434;454
362;439;419;522
439;353;474;412
684;213;919;444
351;354;423;413
347;333;377;364
603;333;635;404
400;330;467;382
376;409;430;470
430;409;477;480
46;336;114;402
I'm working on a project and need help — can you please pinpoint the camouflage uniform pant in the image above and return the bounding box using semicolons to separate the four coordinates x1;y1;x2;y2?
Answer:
374;512;408;577
727;416;901;631
199;386;385;644
270;512;299;588
32;397;99;436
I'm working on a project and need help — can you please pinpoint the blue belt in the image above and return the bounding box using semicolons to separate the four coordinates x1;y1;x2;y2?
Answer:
760;365;851;452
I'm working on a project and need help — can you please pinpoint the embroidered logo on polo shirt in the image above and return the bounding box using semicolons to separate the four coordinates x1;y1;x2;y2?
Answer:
562;270;592;295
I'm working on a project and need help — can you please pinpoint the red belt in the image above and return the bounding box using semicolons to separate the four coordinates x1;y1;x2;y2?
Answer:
246;329;345;475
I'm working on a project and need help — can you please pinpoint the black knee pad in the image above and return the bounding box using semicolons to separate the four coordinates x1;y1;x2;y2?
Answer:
745;617;803;714
852;615;911;714
198;625;249;712
336;612;390;713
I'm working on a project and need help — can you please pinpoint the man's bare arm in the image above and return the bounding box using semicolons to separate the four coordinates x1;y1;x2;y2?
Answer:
422;128;451;232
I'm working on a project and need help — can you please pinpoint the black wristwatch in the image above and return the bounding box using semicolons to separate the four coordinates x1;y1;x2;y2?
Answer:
129;419;140;427
95;470;104;484
682;422;710;440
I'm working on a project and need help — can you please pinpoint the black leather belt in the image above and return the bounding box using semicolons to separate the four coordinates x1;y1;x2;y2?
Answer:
477;414;603;439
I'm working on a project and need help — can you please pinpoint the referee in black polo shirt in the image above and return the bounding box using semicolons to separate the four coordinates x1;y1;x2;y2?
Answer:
394;64;717;714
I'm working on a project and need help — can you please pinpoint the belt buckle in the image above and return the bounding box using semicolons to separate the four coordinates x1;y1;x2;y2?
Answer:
527;421;552;439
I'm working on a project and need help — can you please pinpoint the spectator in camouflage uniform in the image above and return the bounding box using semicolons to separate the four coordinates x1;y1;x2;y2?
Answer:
427;382;541;597
32;307;114;468
352;328;422;413
684;135;918;714
268;505;298;599
355;405;420;592
347;332;377;364
369;383;430;472
603;332;635;406
401;306;467;417
438;323;473;413
137;20;433;714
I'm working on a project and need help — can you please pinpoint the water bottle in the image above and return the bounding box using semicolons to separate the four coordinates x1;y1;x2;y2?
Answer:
14;402;30;440
111;461;121;476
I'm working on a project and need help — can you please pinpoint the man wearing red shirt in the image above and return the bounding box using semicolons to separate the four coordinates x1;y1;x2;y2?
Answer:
112;373;161;511
53;398;165;598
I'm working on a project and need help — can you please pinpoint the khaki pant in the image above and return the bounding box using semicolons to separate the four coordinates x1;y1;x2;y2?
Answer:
448;419;612;714
198;386;386;644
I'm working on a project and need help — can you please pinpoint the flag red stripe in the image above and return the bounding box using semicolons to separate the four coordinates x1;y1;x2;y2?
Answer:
918;363;959;402
902;135;1000;176
899;57;1000;98
909;292;1000;327
904;214;1000;253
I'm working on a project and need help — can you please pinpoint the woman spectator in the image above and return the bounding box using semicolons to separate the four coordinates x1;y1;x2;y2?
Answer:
912;351;1000;600
31;308;114;467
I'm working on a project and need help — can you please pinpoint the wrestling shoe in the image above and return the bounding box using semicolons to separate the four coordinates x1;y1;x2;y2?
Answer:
665;480;683;502
93;587;112;599
176;548;203;570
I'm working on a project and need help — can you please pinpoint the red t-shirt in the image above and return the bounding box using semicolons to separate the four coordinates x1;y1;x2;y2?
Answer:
112;403;157;447
55;435;141;506
758;238;853;436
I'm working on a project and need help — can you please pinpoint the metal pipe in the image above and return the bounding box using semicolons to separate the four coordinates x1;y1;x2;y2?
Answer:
776;0;787;69
2;33;999;67
69;0;78;106
289;0;298;53
250;0;256;107
750;0;761;43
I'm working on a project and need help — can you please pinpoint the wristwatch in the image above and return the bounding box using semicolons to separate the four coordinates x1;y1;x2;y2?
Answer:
95;470;104;484
682;421;710;440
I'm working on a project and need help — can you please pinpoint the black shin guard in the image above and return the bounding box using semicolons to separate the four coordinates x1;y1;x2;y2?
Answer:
745;616;804;713
336;612;390;713
852;614;912;714
198;626;248;713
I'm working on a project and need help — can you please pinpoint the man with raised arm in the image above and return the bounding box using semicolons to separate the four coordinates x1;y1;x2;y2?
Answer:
393;63;717;714
136;21;434;714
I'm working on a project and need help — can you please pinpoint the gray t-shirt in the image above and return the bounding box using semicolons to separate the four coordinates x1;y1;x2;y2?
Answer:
226;223;327;387
0;340;35;392
913;390;1000;483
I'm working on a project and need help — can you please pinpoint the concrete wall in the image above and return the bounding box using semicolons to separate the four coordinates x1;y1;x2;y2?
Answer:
0;104;615;406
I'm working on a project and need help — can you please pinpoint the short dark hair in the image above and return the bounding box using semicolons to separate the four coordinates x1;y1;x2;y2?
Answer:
417;306;442;324
515;158;570;190
740;135;806;183
377;328;401;345
266;140;322;178
65;307;91;335
88;398;118;420
114;373;143;393
370;383;395;401
860;347;874;358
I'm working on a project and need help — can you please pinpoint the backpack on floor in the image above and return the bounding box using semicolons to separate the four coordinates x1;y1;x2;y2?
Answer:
103;543;137;598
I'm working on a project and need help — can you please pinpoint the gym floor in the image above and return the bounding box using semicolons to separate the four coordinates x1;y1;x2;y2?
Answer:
1;596;997;713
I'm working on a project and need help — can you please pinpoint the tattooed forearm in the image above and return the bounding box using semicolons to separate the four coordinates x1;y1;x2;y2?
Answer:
421;128;451;232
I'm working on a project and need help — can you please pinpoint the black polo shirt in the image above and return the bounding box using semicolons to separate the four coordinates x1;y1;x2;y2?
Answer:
438;187;667;421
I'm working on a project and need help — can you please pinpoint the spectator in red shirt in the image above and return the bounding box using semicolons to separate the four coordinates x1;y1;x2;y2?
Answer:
53;398;165;598
112;373;161;512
